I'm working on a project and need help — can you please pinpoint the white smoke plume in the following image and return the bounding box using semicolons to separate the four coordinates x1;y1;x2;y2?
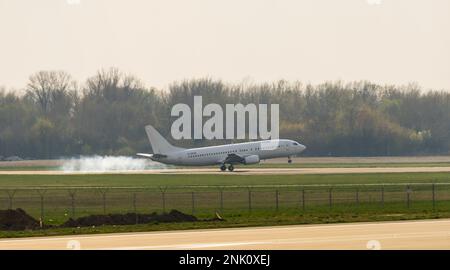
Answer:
60;155;166;172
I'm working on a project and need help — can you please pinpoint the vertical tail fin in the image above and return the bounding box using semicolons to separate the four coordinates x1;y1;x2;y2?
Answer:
145;125;184;154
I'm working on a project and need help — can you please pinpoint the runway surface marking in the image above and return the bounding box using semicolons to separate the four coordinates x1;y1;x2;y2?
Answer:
3;166;450;175
1;219;450;250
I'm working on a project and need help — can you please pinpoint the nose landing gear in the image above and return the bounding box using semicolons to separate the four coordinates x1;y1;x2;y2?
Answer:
288;156;292;164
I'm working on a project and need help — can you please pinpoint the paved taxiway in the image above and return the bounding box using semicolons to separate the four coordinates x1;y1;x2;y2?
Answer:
0;219;449;250
2;166;450;175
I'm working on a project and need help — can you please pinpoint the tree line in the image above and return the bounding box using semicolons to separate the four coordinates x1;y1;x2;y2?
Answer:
1;68;449;158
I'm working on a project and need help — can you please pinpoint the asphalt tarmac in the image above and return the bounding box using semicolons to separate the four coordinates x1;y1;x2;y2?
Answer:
1;219;449;250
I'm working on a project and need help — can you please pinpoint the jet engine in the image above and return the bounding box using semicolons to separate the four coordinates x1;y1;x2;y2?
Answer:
244;155;260;164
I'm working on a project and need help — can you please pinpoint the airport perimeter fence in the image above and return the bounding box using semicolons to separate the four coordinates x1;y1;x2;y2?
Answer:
1;183;450;224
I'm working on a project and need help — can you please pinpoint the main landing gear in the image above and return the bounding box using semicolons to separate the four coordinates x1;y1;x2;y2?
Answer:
220;164;234;172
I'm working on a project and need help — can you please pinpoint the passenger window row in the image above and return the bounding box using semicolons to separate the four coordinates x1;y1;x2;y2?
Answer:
188;147;261;158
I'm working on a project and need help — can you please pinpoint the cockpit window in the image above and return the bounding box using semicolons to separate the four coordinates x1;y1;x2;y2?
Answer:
292;142;299;146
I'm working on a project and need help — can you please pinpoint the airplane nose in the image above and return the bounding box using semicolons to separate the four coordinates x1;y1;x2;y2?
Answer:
299;144;306;152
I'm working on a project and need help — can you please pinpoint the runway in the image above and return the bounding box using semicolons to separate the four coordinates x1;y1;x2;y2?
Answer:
2;166;450;175
1;219;450;250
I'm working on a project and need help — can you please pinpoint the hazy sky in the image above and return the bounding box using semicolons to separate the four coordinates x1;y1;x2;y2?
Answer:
1;0;449;91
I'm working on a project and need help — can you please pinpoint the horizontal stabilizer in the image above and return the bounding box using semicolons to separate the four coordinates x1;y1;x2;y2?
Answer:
136;153;167;159
136;153;153;158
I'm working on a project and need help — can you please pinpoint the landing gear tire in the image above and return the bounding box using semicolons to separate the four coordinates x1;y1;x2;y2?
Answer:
220;165;226;171
228;165;234;172
288;158;292;164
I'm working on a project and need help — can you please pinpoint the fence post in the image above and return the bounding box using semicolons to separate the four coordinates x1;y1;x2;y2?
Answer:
99;189;108;214
6;190;17;210
37;189;46;225
406;185;411;209
68;190;76;218
159;186;167;213
356;187;359;207
133;193;138;224
191;191;195;215
432;183;436;211
301;189;305;211
328;188;332;209
275;190;279;211
218;187;224;213
247;187;252;213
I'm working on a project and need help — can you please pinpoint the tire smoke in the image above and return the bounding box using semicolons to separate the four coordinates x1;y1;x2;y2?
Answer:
60;156;166;172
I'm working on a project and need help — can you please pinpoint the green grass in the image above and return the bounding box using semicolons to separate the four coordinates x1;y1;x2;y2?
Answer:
0;166;60;171
1;172;450;188
1;172;450;238
1;202;450;238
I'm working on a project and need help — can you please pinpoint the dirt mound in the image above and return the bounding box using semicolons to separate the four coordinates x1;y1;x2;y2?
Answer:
0;208;41;231
61;210;198;227
0;209;220;230
151;210;198;223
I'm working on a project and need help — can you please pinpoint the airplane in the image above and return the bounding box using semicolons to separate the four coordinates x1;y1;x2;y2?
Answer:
137;125;306;171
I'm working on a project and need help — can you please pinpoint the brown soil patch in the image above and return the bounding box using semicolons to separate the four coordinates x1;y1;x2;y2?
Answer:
0;209;41;230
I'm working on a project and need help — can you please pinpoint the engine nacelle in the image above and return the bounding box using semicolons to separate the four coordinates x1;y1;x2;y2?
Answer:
244;155;260;165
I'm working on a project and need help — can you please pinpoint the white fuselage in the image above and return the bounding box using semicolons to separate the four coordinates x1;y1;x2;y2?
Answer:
154;139;306;166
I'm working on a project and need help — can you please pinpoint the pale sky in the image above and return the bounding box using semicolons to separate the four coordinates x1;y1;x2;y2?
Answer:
1;0;449;91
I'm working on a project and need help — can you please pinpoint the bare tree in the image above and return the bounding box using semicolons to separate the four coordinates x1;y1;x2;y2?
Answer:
26;71;75;114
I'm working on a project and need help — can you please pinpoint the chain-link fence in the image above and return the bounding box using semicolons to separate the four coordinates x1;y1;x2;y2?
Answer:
1;183;450;224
